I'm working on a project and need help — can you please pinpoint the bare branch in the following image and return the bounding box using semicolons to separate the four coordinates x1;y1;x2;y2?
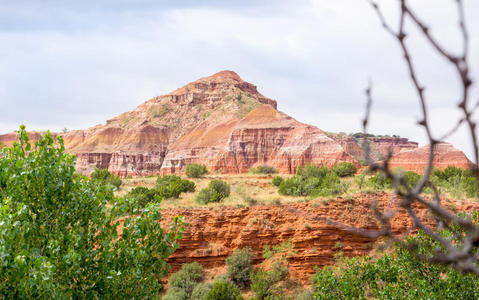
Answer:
336;0;479;276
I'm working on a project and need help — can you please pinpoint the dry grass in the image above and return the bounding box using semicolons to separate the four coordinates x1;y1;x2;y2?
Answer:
117;173;301;209
116;173;472;210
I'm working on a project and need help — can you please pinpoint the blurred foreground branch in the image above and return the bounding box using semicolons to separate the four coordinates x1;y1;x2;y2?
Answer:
356;0;479;275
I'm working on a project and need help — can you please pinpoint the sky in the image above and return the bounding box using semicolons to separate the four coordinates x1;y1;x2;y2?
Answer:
1;0;478;160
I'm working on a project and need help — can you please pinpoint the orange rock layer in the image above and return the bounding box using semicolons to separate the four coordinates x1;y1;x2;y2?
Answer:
159;193;479;283
389;142;474;173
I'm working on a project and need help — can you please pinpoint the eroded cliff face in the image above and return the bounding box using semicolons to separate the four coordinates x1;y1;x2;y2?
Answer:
0;71;472;175
359;137;418;160
162;105;358;174
330;134;419;162
0;131;56;148
159;193;479;283
389;142;474;173
60;70;356;175
60;70;281;175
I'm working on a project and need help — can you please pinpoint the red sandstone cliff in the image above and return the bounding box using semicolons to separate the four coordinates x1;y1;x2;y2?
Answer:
0;71;471;175
157;193;479;283
12;70;357;175
330;134;419;162
162;105;358;174
388;142;474;173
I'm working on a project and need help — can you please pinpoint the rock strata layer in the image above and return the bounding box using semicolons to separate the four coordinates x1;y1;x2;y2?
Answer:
388;142;474;173
158;193;479;283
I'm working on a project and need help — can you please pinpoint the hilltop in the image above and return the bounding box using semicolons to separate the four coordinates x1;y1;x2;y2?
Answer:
0;71;473;175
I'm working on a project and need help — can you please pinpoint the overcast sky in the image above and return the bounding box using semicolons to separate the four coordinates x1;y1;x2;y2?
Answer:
1;0;478;160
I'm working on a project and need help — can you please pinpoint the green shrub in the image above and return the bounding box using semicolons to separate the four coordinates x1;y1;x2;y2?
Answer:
432;165;467;181
250;261;288;300
162;288;188;300
331;162;357;177
186;163;208;178
311;214;479;299
403;171;421;188
431;166;478;198
165;262;204;300
210;179;231;199
196;188;217;205
278;165;346;197
156;175;195;199
226;247;254;289
206;280;243;300
0;126;183;298
296;164;329;178
278;176;307;196
250;165;278;174
364;172;393;190
272;176;284;187
262;239;295;260
125;186;160;208
152;103;173;118
196;180;230;204
191;282;212;300
91;168;122;188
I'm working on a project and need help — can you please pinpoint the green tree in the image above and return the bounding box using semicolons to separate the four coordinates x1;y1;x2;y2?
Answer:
330;162;357;177
186;163;208;178
164;262;204;300
206;280;243;300
311;226;479;299
156;174;195;199
196;180;231;204
0;126;183;298
226;247;254;289
90;168;122;188
250;261;288;300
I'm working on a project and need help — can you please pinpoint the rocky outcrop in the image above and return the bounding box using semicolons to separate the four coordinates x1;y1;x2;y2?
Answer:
162;105;358;174
360;137;418;161
60;70;356;175
158;193;479;283
0;71;471;175
330;134;419;162
59;70;280;175
388;142;474;173
65;125;169;175
0;131;56;147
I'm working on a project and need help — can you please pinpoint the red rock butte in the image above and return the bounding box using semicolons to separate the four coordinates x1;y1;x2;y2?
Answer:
0;71;473;175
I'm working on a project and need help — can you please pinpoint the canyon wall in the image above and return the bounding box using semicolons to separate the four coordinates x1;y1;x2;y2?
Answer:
389;142;474;173
159;193;479;283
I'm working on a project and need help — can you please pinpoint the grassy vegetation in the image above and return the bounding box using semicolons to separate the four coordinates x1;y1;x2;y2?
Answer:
0;127;182;298
431;166;478;198
277;164;349;197
116;164;478;211
152;103;173;118
186;163;208;178
233;93;262;118
249;165;277;174
91;168;122;189
311;215;479;299
196;179;231;204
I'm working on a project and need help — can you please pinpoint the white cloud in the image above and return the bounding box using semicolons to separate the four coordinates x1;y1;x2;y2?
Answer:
0;0;478;160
